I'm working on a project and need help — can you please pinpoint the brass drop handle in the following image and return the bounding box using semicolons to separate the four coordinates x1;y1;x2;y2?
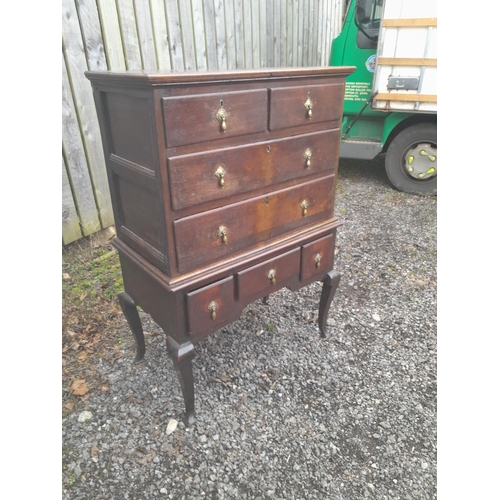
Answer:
217;225;228;244
315;253;321;269
215;166;226;188
304;149;312;168
208;301;218;320
304;92;313;118
268;269;276;285
300;200;308;216
216;100;228;132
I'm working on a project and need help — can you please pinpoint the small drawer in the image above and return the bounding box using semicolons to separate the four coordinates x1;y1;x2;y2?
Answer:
269;83;344;131
186;276;235;336
237;248;300;302
162;89;268;148
300;234;335;281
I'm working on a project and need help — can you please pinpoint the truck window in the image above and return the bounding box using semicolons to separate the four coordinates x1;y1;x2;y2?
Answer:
355;0;383;49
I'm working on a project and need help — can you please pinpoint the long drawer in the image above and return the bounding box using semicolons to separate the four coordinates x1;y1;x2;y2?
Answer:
167;129;339;210
173;175;335;273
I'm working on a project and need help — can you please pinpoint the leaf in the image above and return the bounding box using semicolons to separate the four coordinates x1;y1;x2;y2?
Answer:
100;385;109;392
63;273;71;280
71;379;89;396
217;374;231;383
64;402;75;411
166;419;178;435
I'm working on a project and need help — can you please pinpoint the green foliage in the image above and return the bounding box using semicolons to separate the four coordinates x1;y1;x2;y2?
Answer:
62;243;123;309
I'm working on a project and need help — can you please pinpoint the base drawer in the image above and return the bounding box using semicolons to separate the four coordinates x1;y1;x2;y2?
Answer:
300;233;335;281
237;248;300;302
186;276;235;336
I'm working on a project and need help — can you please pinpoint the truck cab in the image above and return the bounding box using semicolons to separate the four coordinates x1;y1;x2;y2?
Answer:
330;0;437;195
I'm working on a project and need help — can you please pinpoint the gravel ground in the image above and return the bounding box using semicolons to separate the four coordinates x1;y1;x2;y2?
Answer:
62;156;437;500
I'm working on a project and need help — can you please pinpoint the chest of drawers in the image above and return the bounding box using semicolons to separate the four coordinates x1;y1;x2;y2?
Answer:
86;67;355;423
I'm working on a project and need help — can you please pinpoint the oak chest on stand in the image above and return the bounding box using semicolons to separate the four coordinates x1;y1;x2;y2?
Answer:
86;67;355;423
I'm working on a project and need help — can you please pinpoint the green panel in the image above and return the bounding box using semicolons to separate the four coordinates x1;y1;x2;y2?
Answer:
343;117;384;141
381;112;414;144
330;1;379;118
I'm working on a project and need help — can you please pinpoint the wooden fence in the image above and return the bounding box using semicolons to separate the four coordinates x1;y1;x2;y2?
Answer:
62;0;345;245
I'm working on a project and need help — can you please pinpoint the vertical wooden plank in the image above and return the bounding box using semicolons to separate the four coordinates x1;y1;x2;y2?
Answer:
328;0;334;61
96;0;126;70
322;0;329;65
75;0;108;71
150;0;172;70
116;0;143;69
266;0;274;67
225;0;236;69
297;0;303;67
233;0;244;68
310;0;319;66
291;0;299;67
279;0;286;67
134;0;157;70
242;0;252;68
318;0;325;65
165;0;185;70
317;0;324;65
251;0;260;68
178;0;197;69
259;0;267;67
334;0;342;38
273;0;280;66
192;0;208;70
213;0;227;69
62;156;84;245
62;0;113;228
62;54;101;236
309;0;316;65
302;0;309;66
286;0;293;66
202;0;218;69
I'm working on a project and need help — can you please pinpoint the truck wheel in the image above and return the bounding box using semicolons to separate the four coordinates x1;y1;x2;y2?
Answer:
385;123;437;196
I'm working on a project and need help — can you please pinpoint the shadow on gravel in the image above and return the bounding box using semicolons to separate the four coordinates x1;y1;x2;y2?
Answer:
62;155;437;500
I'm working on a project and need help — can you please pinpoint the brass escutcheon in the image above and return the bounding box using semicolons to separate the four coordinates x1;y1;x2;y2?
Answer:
268;269;276;285
300;200;308;216
315;253;321;268
304;92;313;118
304;148;312;168
216;100;228;132
208;301;218;319
215;165;226;188
217;225;228;244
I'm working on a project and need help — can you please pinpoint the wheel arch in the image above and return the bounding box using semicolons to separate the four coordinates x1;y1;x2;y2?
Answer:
381;114;437;153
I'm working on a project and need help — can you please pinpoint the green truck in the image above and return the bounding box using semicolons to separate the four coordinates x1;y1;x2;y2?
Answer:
330;0;437;195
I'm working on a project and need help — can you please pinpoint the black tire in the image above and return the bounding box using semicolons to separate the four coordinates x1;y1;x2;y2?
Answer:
385;123;437;196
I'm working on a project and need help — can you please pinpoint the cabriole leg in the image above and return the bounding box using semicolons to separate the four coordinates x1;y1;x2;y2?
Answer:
167;338;196;425
318;270;341;338
118;292;146;363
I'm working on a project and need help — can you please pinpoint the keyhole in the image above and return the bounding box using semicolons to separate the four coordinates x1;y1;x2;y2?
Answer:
220;100;224;107
265;196;269;206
